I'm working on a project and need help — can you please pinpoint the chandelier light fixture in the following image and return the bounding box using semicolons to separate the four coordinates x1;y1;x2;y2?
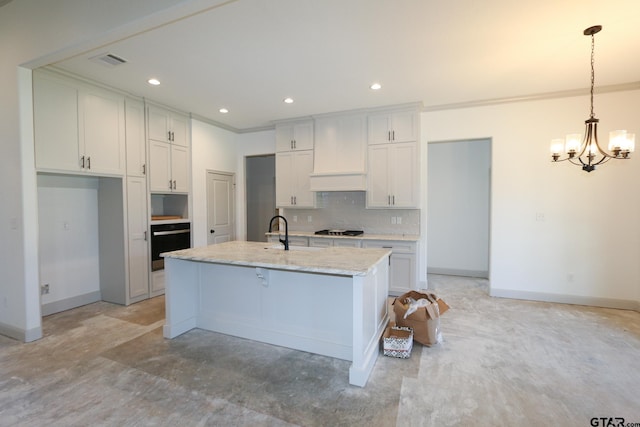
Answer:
550;25;634;172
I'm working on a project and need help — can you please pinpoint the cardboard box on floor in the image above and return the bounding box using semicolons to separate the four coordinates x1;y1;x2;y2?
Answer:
393;291;449;346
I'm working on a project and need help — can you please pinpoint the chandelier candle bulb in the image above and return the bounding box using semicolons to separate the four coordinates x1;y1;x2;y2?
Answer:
550;139;564;160
565;134;582;156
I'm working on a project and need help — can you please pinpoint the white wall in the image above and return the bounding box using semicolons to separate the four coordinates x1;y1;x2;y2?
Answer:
191;119;238;248
423;90;640;307
427;139;491;277
37;175;101;305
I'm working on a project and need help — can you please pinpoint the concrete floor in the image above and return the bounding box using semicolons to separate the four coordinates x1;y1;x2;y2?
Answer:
1;275;639;426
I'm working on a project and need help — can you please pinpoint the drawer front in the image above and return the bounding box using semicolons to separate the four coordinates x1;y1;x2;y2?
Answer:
362;240;416;253
309;237;332;248
333;239;362;248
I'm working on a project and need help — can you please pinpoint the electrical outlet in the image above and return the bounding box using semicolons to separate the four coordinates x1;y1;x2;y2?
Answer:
391;217;397;225
536;213;545;222
397;217;402;224
40;284;50;295
293;215;298;222
307;215;312;222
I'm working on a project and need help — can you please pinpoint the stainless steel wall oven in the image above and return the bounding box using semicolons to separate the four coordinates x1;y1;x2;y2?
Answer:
150;222;191;271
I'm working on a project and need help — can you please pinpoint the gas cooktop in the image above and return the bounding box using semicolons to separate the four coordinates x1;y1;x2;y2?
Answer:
314;229;364;236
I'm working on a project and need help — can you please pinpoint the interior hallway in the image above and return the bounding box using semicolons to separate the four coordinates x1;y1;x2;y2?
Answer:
1;275;639;426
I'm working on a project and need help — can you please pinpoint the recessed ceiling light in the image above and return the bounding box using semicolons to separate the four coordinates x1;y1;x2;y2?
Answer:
370;83;382;90
283;97;294;104
219;108;229;114
148;78;160;86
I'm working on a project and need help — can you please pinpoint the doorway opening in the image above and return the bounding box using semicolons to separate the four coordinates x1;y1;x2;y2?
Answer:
427;138;491;278
245;154;275;242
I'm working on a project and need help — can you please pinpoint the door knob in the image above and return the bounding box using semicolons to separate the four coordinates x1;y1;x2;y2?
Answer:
210;229;215;234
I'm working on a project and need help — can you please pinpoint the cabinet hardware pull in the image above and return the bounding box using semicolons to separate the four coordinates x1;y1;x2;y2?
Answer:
392;195;395;205
87;157;91;169
388;131;391;141
392;130;395;141
388;195;391;205
80;155;85;168
294;196;297;205
293;139;296;149
143;231;147;241
173;180;177;190
169;180;173;190
290;196;293;205
142;164;146;175
153;229;190;236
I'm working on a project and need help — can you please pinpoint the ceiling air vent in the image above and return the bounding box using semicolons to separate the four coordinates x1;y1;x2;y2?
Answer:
89;53;128;67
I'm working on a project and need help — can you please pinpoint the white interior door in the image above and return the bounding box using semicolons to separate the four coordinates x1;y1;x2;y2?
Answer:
207;171;234;245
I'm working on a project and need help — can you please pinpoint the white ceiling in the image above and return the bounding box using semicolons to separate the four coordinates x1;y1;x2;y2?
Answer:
52;0;640;132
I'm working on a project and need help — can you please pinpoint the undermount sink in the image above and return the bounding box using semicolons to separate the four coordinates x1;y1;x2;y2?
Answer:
266;245;323;251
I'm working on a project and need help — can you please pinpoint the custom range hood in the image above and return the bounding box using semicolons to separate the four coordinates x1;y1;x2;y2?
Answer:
309;171;367;192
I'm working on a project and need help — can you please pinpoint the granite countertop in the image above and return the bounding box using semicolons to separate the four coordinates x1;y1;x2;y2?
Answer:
162;241;391;276
265;231;420;242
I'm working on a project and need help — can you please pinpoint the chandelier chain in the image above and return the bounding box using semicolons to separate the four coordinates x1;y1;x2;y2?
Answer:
590;32;595;119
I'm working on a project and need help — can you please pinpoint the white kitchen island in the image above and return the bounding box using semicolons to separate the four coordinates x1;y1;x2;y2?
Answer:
162;240;390;387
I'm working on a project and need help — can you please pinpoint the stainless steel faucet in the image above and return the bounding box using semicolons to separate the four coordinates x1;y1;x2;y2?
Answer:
268;215;289;250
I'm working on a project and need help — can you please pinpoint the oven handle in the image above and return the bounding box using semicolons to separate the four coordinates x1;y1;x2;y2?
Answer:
152;229;191;236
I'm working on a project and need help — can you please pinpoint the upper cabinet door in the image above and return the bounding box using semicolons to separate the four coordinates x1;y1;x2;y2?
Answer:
148;140;172;192
33;72;80;172
367;113;393;145
125;98;147;177
78;88;126;175
390;110;419;143
147;106;171;143
276;120;313;151
170;113;189;147
368;110;418;145
170;144;190;193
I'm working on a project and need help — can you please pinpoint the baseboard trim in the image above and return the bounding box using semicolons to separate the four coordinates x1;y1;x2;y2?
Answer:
0;321;42;342
491;288;640;312
41;291;102;317
427;268;489;279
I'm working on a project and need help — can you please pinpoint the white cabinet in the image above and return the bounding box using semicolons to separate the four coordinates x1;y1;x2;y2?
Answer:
368;109;419;145
276;150;314;208
34;70;125;176
362;240;418;295
125;98;146;177
313;113;367;173
367;142;419;208
148;106;190;193
126;176;150;302
309;237;362;248
147;105;189;147
276;120;314;151
34;72;79;172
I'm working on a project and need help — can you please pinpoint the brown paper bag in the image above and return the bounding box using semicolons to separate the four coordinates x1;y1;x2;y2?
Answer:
393;291;449;346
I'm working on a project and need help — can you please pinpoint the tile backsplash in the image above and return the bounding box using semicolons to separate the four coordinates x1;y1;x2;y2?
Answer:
283;191;420;235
